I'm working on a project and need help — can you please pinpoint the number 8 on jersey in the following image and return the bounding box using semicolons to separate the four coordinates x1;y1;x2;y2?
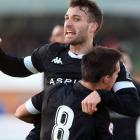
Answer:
51;105;74;140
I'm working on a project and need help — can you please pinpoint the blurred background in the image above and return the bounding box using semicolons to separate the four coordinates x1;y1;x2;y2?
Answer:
0;0;140;140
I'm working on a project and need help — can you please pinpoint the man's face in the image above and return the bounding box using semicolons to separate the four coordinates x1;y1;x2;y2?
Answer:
106;62;120;91
64;7;91;45
49;25;64;43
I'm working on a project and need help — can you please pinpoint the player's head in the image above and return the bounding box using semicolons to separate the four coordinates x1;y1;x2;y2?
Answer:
81;46;122;91
49;23;64;43
136;117;140;140
115;44;132;72
64;0;103;45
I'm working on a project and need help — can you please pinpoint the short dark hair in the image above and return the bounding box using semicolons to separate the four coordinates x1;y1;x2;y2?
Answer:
81;46;122;83
68;0;103;34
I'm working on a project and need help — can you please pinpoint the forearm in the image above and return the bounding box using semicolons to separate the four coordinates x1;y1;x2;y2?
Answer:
18;115;36;124
0;47;32;77
15;103;37;123
97;88;140;117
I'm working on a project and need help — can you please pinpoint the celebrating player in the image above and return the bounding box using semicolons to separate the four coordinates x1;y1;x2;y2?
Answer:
0;0;139;139
15;46;122;140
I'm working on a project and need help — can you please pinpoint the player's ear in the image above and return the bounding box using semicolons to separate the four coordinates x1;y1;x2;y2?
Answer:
89;22;98;33
103;75;109;83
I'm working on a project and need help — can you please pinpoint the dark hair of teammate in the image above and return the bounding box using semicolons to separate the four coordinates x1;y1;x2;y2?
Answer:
81;46;122;83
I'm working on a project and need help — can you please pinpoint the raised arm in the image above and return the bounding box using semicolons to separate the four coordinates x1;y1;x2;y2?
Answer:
0;38;34;77
0;38;48;77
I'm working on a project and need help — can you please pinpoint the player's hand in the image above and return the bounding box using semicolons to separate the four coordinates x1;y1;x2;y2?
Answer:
0;38;2;45
81;90;101;115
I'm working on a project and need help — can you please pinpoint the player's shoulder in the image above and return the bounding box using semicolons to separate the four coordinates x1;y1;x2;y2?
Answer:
34;42;68;53
119;61;124;68
43;84;73;103
47;42;69;53
32;43;69;60
117;60;132;82
119;60;129;71
45;84;72;95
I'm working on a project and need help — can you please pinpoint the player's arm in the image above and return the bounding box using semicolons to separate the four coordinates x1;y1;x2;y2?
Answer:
82;61;140;117
0;38;48;77
98;61;140;116
15;90;44;123
0;47;33;77
15;102;37;123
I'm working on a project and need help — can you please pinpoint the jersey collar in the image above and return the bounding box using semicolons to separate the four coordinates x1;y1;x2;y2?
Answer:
68;41;97;59
73;81;93;95
68;50;85;59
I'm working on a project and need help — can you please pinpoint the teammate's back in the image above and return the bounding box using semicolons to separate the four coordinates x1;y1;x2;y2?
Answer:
39;83;111;140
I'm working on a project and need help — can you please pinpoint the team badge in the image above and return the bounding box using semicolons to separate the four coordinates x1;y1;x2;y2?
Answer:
108;122;113;134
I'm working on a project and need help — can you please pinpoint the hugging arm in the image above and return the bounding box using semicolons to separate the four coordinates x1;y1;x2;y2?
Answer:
15;90;44;123
82;61;140;117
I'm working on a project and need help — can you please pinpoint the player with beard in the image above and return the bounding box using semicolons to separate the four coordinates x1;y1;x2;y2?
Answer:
15;46;122;140
0;0;139;140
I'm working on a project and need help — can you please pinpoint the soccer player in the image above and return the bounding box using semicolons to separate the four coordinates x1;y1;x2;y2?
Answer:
0;0;139;139
49;23;64;44
15;46;122;140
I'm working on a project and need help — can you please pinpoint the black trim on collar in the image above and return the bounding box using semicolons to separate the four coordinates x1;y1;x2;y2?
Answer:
73;81;93;95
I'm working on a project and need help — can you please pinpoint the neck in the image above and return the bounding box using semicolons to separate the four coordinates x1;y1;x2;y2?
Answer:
80;79;103;91
70;39;93;55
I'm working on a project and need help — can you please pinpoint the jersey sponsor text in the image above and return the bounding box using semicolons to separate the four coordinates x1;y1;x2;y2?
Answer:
50;78;78;85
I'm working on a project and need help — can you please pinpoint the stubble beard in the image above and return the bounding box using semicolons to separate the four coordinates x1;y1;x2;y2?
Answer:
65;26;88;46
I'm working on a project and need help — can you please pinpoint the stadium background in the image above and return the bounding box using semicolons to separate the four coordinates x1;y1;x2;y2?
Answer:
0;0;140;139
